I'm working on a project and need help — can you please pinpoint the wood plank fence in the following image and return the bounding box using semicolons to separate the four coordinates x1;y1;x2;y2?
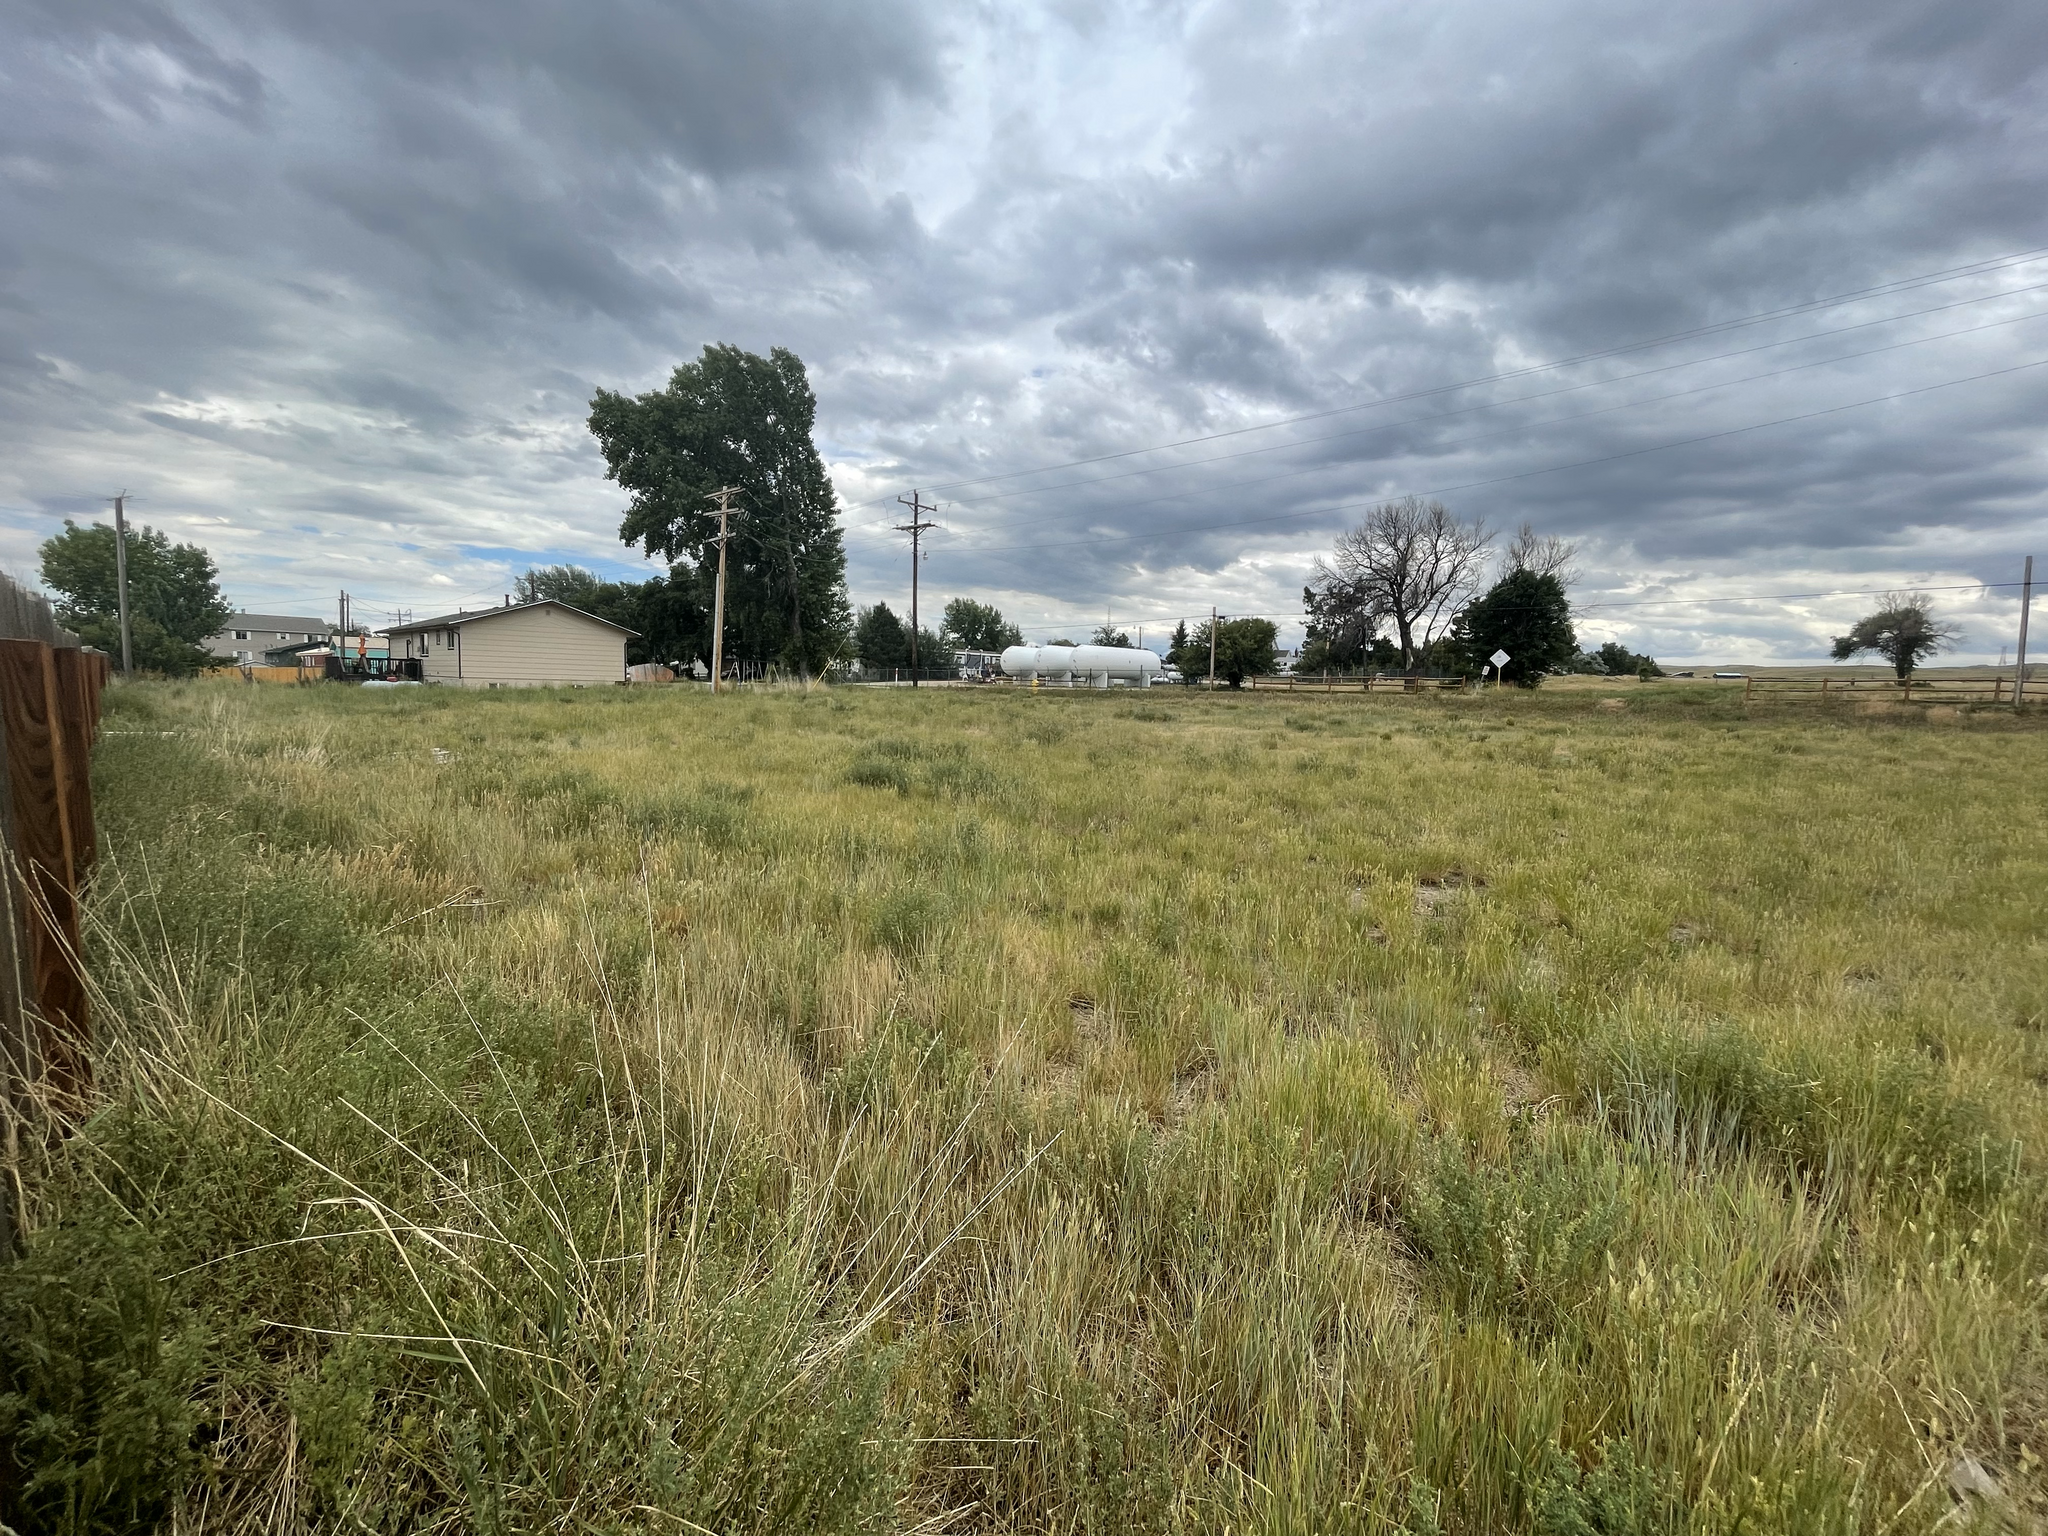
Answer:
1245;673;1471;692
1739;675;2031;704
0;575;108;1163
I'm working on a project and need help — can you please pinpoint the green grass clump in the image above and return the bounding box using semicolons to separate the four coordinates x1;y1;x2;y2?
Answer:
6;677;2047;1532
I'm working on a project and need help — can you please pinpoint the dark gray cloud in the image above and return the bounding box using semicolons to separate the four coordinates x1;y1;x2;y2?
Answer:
0;0;2042;661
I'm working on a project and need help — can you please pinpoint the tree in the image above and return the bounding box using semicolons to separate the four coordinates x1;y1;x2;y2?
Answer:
854;603;909;669
1503;521;1579;586
515;564;707;669
589;344;852;674
1181;617;1279;688
940;598;1022;652
39;520;229;676
1310;497;1492;671
1090;622;1132;648
1300;581;1382;673
1587;640;1662;678
1830;592;1961;681
515;564;608;611
1449;568;1577;686
625;571;710;671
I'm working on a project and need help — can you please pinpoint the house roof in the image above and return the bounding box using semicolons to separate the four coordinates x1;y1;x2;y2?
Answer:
383;599;639;639
215;613;332;633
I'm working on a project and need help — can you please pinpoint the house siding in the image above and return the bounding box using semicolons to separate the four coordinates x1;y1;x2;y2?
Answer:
392;606;625;687
397;627;465;684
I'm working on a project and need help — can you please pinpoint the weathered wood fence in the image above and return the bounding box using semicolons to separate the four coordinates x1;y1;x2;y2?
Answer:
0;575;108;1137
1740;675;2031;704
1245;672;1471;692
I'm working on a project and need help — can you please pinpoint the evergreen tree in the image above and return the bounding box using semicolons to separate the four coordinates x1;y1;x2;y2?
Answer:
1449;568;1576;686
854;603;910;669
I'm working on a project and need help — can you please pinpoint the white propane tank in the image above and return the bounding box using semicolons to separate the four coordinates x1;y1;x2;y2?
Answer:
1000;644;1161;687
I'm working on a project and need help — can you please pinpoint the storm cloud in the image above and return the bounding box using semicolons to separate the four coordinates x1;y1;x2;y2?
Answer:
2;0;2042;660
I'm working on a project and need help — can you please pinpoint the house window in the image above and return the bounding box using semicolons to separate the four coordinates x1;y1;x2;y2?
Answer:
276;632;287;640
234;630;248;640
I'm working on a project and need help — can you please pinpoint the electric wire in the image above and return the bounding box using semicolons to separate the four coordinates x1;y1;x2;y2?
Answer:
1019;580;2034;635
844;244;2048;508
843;300;2048;544
935;354;2048;559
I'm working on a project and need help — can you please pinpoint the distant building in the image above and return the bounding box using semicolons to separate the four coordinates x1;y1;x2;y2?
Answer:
383;600;635;688
207;612;332;663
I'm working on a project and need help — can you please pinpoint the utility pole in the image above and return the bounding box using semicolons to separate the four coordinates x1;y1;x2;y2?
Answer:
895;491;938;686
108;492;133;676
1208;607;1218;689
706;486;743;694
2017;555;2034;709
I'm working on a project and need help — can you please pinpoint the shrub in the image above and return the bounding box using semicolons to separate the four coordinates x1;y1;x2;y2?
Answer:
868;887;947;955
1527;1439;1685;1536
1403;1136;1629;1335
845;756;913;793
1558;1021;2012;1197
639;781;754;846
0;1221;207;1535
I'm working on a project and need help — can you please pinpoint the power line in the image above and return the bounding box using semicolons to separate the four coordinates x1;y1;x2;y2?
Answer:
845;301;2048;543
853;284;2048;529
845;244;2048;508
893;491;939;683
942;354;2048;558
707;485;743;695
1022;580;2036;635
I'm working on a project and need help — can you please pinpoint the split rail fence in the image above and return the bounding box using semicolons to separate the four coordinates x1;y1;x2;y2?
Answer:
0;575;108;1160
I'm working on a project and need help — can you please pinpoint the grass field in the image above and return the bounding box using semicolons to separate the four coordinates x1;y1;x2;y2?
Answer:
7;678;2047;1534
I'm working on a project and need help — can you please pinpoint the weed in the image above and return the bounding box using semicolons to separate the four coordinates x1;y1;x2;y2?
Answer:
14;679;2046;1532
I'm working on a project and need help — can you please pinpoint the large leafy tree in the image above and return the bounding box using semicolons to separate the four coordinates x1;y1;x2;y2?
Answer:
1090;622;1132;648
940;598;1022;652
1177;616;1279;687
39;520;229;676
514;564;708;669
589;345;852;674
1830;592;1960;680
1449;568;1577;686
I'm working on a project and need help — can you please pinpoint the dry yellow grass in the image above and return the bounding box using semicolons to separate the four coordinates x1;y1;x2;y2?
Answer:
11;676;2047;1534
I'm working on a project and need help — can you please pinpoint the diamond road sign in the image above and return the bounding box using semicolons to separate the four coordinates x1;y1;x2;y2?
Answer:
1490;649;1510;668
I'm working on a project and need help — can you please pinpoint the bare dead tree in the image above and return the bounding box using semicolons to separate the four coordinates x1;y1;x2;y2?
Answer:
1312;496;1492;671
1504;521;1579;587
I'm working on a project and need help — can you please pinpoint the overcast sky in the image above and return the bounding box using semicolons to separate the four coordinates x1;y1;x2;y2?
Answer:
3;0;2044;662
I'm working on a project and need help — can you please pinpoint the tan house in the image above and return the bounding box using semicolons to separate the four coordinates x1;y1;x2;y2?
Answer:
384;600;634;688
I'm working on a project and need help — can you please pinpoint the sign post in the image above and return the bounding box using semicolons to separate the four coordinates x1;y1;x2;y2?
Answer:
1489;648;1510;688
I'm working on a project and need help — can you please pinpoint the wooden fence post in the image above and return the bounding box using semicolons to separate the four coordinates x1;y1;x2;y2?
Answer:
0;639;90;1113
0;679;27;1259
